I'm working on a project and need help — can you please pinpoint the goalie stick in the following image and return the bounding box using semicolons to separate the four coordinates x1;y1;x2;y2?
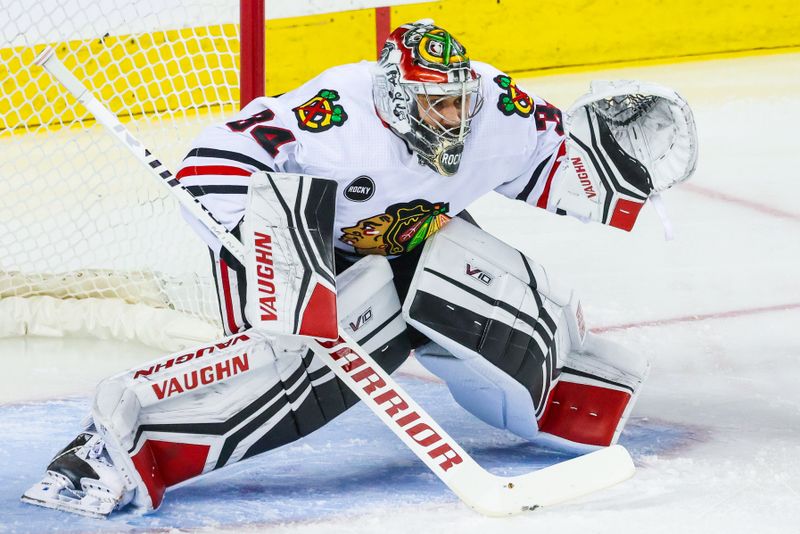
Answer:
33;47;636;516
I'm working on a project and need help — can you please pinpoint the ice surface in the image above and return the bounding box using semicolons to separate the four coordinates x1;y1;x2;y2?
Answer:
1;52;799;533
0;377;695;533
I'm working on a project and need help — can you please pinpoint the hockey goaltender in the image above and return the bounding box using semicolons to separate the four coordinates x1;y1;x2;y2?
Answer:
23;20;697;517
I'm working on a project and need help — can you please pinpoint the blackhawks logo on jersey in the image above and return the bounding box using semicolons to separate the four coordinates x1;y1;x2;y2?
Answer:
293;89;348;132
494;74;534;118
340;200;451;256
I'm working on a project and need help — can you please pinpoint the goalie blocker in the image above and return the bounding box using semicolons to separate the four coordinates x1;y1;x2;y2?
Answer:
240;172;339;340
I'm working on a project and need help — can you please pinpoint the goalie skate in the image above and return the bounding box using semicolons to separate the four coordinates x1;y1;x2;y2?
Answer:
21;432;132;518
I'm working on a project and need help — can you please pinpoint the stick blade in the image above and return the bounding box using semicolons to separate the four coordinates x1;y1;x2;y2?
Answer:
524;444;635;507
466;445;635;516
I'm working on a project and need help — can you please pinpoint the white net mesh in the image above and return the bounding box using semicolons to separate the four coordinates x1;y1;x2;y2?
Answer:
0;0;243;349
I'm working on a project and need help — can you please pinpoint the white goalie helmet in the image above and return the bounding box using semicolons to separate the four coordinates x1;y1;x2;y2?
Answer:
372;20;484;176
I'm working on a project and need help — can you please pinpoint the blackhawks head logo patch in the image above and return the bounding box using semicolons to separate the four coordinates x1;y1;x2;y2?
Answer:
340;200;451;256
494;75;533;118
293;89;348;132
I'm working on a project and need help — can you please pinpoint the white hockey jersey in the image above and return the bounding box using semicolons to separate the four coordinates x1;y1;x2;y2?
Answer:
177;61;566;257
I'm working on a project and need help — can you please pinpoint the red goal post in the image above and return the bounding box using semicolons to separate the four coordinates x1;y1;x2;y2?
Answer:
240;0;265;108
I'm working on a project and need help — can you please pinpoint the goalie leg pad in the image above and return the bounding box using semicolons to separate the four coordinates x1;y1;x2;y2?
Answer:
536;333;650;452
90;331;281;511
414;340;541;440
403;218;574;438
404;219;646;450
337;255;410;373
82;254;409;513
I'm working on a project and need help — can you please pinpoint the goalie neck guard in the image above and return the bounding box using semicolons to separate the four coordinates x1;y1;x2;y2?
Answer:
372;20;484;176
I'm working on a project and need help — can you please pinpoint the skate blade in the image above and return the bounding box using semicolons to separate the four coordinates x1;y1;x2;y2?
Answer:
21;483;114;519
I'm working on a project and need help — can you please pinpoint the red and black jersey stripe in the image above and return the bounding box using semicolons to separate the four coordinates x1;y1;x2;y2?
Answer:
182;147;274;172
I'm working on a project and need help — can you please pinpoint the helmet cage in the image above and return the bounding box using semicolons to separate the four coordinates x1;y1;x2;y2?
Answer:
406;79;483;174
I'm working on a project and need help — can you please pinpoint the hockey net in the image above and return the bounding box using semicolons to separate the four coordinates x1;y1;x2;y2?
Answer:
0;1;261;350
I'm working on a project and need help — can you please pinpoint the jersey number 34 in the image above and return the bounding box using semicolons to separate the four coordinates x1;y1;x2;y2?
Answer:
226;109;296;157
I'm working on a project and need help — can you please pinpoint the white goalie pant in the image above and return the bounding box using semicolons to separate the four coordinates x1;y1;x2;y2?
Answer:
403;218;650;452
90;254;408;512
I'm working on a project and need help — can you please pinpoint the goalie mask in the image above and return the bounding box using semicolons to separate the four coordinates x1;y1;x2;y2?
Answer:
373;20;484;176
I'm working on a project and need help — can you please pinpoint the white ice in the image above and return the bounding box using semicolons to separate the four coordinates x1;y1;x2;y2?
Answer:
1;52;799;533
